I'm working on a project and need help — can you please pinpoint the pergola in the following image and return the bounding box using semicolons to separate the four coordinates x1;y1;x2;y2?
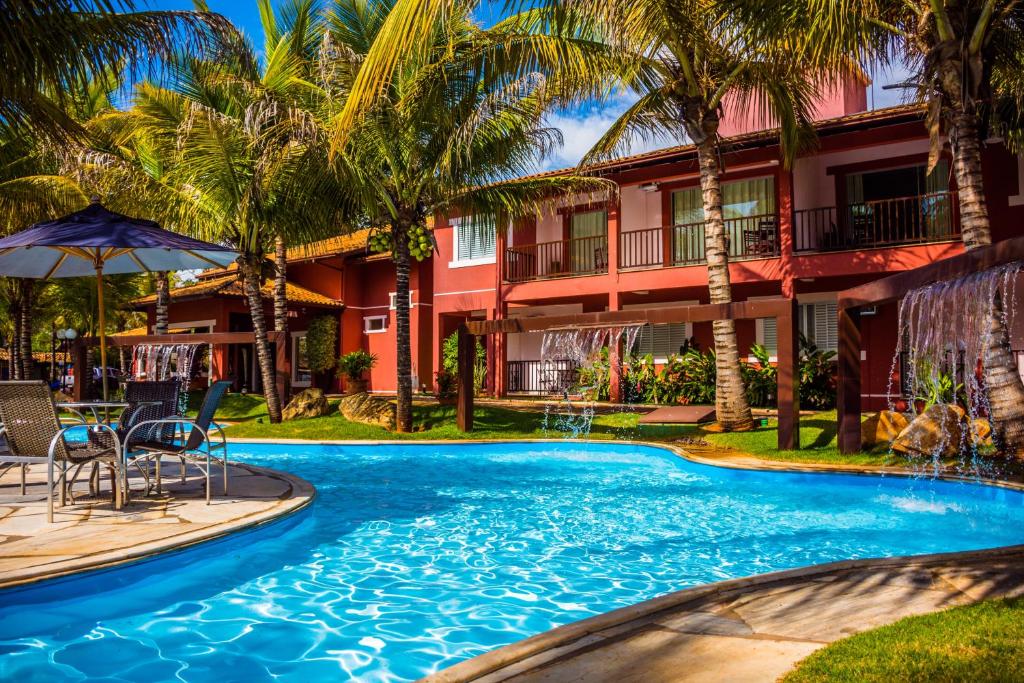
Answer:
71;331;289;401
836;235;1024;454
455;298;802;450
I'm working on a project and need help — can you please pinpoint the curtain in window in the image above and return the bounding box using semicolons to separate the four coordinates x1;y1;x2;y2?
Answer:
924;160;952;237
457;217;496;260
570;210;607;272
673;178;775;260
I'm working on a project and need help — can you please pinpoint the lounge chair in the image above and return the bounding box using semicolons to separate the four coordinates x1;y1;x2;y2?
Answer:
124;380;231;504
0;380;123;522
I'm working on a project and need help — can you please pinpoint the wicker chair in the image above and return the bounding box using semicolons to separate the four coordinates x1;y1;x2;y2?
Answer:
124;381;231;504
90;380;180;451
0;381;123;522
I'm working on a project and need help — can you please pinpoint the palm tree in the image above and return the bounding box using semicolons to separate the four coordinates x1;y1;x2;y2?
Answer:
106;17;351;422
735;0;1024;453
322;0;614;431
0;0;231;141
543;1;818;431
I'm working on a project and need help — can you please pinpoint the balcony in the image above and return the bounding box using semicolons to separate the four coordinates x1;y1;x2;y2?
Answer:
507;359;578;393
619;214;779;270
794;191;959;253
504;235;608;283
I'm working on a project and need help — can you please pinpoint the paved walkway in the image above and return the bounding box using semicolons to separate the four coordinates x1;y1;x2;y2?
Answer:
427;546;1024;683
0;459;313;588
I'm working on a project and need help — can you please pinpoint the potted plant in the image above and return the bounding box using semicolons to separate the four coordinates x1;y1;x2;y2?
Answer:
337;350;378;394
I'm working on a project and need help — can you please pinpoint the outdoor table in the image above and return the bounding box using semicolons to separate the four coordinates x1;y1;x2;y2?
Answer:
57;400;160;426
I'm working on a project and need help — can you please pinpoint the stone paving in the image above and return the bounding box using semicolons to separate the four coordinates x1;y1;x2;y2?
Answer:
427;547;1024;683
0;458;313;588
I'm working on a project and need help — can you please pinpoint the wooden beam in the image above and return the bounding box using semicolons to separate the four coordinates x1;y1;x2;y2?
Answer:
837;306;863;453
776;297;800;450
838;234;1024;309
456;326;474;431
82;332;259;347
465;299;794;335
271;331;289;401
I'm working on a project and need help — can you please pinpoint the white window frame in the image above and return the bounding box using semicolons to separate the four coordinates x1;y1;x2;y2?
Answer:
389;291;415;309
753;292;839;361
291;331;312;388
623;301;697;363
363;315;388;334
1010;154;1024;206
450;216;497;266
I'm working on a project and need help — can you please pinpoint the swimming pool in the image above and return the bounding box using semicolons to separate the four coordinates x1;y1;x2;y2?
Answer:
2;441;1023;682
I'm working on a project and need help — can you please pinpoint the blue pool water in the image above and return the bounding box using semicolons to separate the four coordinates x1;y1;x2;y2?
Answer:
2;441;1024;682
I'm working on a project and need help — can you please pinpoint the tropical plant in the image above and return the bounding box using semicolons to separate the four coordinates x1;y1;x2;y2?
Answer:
101;3;353;423
622;353;659;404
0;1;229;140
305;316;339;376
743;344;777;408
337;349;378;381
322;0;613;430
799;333;837;409
435;369;457;399
538;0;820;431
731;0;1024;452
442;330;487;394
575;347;612;401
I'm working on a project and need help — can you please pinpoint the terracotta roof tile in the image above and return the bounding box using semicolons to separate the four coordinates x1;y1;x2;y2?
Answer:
134;275;342;309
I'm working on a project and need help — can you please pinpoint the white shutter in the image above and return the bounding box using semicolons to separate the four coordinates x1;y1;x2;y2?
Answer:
761;318;778;356
814;302;839;352
632;323;689;358
456;218;496;260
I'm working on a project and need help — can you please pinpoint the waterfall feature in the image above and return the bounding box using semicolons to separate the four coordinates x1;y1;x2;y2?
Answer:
889;262;1022;470
130;343;204;412
540;325;644;439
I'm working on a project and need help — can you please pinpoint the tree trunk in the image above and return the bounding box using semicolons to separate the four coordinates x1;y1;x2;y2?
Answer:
950;108;1024;456
274;236;288;335
155;271;170;334
239;260;283;423
18;279;33;380
10;288;22;380
393;220;413;432
697;136;754;431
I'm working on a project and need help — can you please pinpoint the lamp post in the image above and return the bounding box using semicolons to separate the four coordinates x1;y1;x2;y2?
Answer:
55;328;76;392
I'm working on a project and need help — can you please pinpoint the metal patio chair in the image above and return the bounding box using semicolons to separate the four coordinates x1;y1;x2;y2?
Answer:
0;381;123;522
124;381;231;504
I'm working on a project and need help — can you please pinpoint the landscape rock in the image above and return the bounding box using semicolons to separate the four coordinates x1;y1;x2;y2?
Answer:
860;410;910;447
338;392;396;430
282;388;330;421
891;403;965;457
970;417;994;447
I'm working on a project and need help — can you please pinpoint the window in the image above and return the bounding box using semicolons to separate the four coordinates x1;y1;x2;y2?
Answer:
631;323;691;359
569;209;608;272
759;300;838;356
292;333;311;386
454;216;496;262
389;291;414;309
364;316;387;334
672;177;776;260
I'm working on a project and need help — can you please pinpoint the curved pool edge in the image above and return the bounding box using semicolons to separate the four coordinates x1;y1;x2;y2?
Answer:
412;439;1024;683
0;462;315;591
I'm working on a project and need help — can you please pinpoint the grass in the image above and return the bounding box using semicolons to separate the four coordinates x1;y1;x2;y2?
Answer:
215;394;897;466
784;597;1024;683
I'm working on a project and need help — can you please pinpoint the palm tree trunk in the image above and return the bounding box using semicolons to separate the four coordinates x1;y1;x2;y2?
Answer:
155;271;170;334
18;279;33;380
9;287;22;380
950;108;1024;456
239;259;283;423
274;236;287;334
393;220;413;432
697;137;754;431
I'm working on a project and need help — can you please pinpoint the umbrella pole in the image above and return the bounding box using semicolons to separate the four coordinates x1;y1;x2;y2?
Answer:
96;266;109;402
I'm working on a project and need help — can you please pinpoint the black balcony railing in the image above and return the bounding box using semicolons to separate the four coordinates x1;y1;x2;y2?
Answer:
507;359;578;393
504;235;608;282
618;213;779;269
794;191;959;253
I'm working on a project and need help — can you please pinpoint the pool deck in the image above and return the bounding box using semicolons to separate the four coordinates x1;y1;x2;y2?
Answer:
0;459;313;589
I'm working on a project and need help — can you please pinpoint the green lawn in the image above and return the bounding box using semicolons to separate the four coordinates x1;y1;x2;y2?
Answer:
214;394;896;466
785;597;1024;683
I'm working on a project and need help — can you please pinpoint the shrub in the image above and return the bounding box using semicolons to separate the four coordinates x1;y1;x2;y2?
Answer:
442;331;487;394
305;316;338;374
743;344;777;408
435;369;457;399
337;350;378;381
799;334;838;409
574;347;610;400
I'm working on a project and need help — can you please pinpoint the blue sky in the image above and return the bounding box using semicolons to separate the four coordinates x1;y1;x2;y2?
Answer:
142;1;912;170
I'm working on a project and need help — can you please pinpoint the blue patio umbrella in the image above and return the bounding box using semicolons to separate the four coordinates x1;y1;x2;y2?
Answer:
0;198;237;398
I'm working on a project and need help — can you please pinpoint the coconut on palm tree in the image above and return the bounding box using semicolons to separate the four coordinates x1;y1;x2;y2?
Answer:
734;0;1024;453
320;0;615;431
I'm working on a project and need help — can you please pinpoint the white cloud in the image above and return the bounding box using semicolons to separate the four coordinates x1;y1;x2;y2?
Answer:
540;94;683;171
